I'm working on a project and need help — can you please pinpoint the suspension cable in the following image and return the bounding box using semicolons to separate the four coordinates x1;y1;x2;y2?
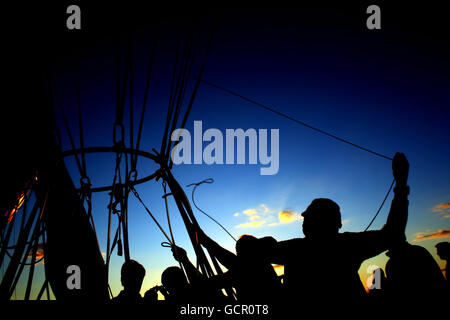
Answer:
364;178;395;231
187;178;237;242
199;79;393;161
130;185;172;243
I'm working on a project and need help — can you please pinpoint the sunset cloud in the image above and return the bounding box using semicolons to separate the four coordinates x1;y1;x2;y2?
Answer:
267;210;303;227
412;229;450;242
234;205;304;229
235;221;266;229
278;210;303;224
243;209;258;216
27;243;44;264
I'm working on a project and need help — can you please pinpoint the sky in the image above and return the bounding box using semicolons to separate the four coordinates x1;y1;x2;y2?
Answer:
3;5;449;299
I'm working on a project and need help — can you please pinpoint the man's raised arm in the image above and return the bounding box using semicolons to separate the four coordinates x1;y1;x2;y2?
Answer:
383;152;410;241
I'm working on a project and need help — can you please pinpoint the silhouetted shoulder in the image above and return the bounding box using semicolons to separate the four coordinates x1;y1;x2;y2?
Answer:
340;230;390;261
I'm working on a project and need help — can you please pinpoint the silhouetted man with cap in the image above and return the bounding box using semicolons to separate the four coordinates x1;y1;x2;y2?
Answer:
266;152;410;299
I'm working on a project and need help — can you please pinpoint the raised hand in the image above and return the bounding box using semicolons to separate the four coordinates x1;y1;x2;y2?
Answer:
171;245;187;262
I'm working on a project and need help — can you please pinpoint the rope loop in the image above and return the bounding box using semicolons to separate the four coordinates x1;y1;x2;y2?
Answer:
161;241;172;248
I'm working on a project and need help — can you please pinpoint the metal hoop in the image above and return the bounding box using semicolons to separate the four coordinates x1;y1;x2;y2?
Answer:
61;146;159;192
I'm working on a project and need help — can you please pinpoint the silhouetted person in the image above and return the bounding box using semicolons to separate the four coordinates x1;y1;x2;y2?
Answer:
435;242;450;284
198;231;282;302
111;259;146;304
265;152;410;298
144;266;189;303
385;241;447;297
145;246;225;303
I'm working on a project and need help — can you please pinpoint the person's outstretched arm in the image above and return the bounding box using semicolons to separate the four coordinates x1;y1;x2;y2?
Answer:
382;152;409;241
196;229;236;269
351;152;410;260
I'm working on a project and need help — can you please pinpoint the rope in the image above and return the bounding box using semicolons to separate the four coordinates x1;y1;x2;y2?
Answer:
105;151;123;276
55;95;86;178
162;181;176;245
130;185;172;243
75;60;87;179
165;25;199;162
160;37;182;157
133;30;158;171
199;79;393;161
169;22;217;169
195;79;396;231
364;178;395;231
128;32;134;160
187;178;237;242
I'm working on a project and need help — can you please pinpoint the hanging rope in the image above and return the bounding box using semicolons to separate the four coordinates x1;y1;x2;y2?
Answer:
364;178;395;231
162;181;176;245
55;94;86;178
169;22;217;169
165;23;199;162
105;151;123;276
133;30;159;171
75;60;87;179
129;185;172;243
160;37;182;157
187;178;237;242
194;79;397;230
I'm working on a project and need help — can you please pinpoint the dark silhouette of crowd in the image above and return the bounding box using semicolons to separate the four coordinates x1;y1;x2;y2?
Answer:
111;153;449;305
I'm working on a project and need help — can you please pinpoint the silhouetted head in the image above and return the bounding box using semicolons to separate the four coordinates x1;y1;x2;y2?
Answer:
301;198;342;239
161;266;188;294
121;260;146;293
435;242;450;260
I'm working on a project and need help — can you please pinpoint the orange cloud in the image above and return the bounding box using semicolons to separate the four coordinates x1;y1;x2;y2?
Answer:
268;210;303;226
27;243;44;263
235;221;266;229
413;229;450;242
234;205;302;229
432;202;450;215
278;210;303;224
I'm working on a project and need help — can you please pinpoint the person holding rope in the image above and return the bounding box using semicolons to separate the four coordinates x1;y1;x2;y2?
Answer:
264;152;410;299
144;245;227;304
195;230;282;302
